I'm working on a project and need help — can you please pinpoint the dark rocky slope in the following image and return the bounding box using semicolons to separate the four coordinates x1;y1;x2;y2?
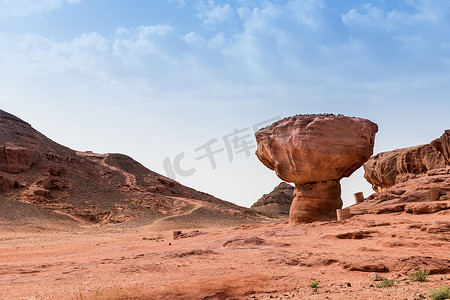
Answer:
0;109;262;227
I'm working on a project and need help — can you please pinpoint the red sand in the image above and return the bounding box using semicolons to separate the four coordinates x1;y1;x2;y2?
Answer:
0;212;448;300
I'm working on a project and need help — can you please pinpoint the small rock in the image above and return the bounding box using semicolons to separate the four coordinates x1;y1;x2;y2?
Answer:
368;272;383;281
413;293;426;300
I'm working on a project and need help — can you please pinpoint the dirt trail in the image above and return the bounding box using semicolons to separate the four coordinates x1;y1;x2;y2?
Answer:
101;159;137;188
76;151;138;188
151;196;205;225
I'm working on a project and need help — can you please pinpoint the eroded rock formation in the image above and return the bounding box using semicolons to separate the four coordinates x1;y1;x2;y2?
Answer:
0;146;39;174
255;114;378;223
0;175;19;192
364;130;450;191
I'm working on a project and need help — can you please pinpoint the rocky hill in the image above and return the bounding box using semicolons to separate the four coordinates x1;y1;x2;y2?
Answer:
0;109;262;228
250;182;294;217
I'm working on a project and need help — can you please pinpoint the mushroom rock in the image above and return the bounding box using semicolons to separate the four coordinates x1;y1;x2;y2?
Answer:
255;114;378;224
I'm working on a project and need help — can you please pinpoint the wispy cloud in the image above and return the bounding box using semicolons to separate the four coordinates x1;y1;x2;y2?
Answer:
1;0;449;208
0;0;80;18
196;1;236;26
1;0;450;105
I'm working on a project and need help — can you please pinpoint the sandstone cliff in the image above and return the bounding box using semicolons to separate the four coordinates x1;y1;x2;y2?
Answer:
364;130;450;191
351;130;450;216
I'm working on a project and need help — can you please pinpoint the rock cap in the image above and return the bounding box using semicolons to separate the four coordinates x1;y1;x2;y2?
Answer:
255;114;378;185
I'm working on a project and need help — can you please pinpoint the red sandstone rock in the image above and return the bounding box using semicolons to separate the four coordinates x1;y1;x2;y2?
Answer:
430;130;450;164
255;114;378;224
0;146;39;174
0;175;18;192
364;130;450;191
351;165;450;215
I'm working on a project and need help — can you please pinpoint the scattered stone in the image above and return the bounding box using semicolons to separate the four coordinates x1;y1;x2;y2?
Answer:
404;202;449;214
177;230;206;239
335;230;377;239
368;272;383;281
395;256;450;274
343;261;389;272
413;293;426;300
173;231;182;239
223;236;267;247
168;249;216;258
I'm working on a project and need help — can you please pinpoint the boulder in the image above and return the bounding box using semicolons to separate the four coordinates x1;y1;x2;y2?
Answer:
0;146;39;174
0;175;18;192
251;182;294;217
255;114;378;223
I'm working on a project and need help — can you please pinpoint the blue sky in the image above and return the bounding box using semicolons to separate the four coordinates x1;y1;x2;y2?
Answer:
1;0;449;208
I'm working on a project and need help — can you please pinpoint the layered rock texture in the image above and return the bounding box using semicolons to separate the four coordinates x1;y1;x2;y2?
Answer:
0;147;39;174
364;130;450;191
251;182;294;217
0;109;262;228
255;114;378;223
351;130;450;216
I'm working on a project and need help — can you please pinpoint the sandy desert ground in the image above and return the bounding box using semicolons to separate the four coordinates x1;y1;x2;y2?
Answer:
0;211;448;300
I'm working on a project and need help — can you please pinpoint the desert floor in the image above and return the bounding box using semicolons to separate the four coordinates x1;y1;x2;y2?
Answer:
0;213;449;300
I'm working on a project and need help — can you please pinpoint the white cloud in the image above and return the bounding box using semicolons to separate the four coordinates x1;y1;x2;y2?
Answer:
1;1;449;108
342;1;450;31
0;24;181;86
0;0;80;17
1;1;450;209
183;32;207;48
208;32;226;49
286;0;325;29
166;0;185;8
341;1;450;68
197;1;236;26
342;4;385;29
